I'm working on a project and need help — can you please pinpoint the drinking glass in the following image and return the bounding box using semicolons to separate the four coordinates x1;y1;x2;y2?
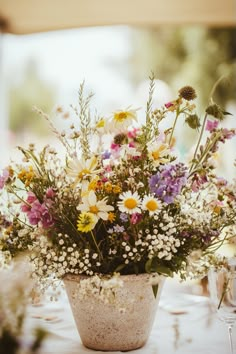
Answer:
208;259;236;354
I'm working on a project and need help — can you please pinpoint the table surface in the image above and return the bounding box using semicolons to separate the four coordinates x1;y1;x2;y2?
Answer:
25;278;232;354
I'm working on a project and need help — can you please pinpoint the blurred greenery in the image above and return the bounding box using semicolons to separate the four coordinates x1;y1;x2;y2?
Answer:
128;26;236;108
9;60;56;135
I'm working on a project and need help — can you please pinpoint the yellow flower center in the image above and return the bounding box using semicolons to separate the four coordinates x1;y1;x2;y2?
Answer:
115;112;128;122
96;119;105;128
89;205;99;214
124;198;137;209
78;169;90;179
152;151;160;160
146;200;158;211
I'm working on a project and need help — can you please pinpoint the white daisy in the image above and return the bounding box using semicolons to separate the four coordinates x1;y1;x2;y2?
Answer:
112;108;138;129
118;191;141;214
66;156;101;186
147;141;170;167
77;190;114;222
142;195;162;215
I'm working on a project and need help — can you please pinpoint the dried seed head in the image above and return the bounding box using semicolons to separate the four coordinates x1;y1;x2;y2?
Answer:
178;86;197;101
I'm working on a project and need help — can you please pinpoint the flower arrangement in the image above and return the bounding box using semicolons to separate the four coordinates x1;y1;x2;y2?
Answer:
0;77;235;288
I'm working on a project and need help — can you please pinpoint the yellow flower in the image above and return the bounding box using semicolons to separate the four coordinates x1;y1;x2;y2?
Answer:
77;212;97;233
112;185;121;194
104;182;113;193
96;119;105;128
18;166;35;186
108;212;116;222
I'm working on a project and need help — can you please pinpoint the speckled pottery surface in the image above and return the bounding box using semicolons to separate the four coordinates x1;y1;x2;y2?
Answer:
63;273;165;352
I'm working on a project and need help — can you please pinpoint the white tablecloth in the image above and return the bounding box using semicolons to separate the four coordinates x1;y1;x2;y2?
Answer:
25;278;231;354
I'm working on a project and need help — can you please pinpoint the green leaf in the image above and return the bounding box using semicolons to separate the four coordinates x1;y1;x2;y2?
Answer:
152;284;159;298
114;264;126;273
145;258;153;273
223;111;233;116
155;265;174;277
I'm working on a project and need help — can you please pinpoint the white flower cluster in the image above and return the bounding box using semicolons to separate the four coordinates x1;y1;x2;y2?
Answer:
30;233;103;283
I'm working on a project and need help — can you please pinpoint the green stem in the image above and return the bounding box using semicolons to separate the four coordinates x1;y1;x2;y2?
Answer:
168;112;179;145
189;130;222;177
90;230;103;260
189;112;208;173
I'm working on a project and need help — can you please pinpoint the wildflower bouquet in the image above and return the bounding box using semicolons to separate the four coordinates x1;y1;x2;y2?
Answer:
0;78;235;286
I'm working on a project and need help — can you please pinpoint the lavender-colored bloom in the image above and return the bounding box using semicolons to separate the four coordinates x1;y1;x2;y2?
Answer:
149;163;188;204
120;213;128;222
113;225;125;233
102;151;111;160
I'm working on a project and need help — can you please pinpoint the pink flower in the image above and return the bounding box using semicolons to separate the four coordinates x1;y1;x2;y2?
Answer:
165;102;174;109
127;128;139;139
21;192;37;213
206;120;219;132
46;188;55;199
128;142;135;148
110;143;120;151
27;200;42;225
26;192;37;204
26;200;54;228
21;204;31;213
40;203;55;228
0;168;10;189
130;213;142;225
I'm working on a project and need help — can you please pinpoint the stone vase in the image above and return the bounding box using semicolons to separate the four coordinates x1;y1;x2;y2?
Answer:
63;273;165;351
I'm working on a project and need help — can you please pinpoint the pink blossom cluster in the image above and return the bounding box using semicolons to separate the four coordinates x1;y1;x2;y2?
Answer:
21;189;55;228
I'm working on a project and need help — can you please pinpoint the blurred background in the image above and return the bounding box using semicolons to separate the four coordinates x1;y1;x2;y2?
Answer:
0;6;235;176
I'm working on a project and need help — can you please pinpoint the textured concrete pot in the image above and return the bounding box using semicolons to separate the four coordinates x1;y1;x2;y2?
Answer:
64;273;165;351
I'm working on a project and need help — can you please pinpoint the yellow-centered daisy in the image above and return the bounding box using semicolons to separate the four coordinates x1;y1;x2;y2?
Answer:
118;191;141;214
112;108;138;129
142;195;162;215
147;141;170;167
77;190;114;222
67;156;101;187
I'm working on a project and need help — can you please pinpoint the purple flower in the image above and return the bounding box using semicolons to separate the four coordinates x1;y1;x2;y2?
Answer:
120;213;128;222
149;163;188;204
102;151;111;160
206;120;219;132
113;225;125;233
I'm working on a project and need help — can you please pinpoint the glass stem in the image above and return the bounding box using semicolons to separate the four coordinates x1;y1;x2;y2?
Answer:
228;324;234;354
